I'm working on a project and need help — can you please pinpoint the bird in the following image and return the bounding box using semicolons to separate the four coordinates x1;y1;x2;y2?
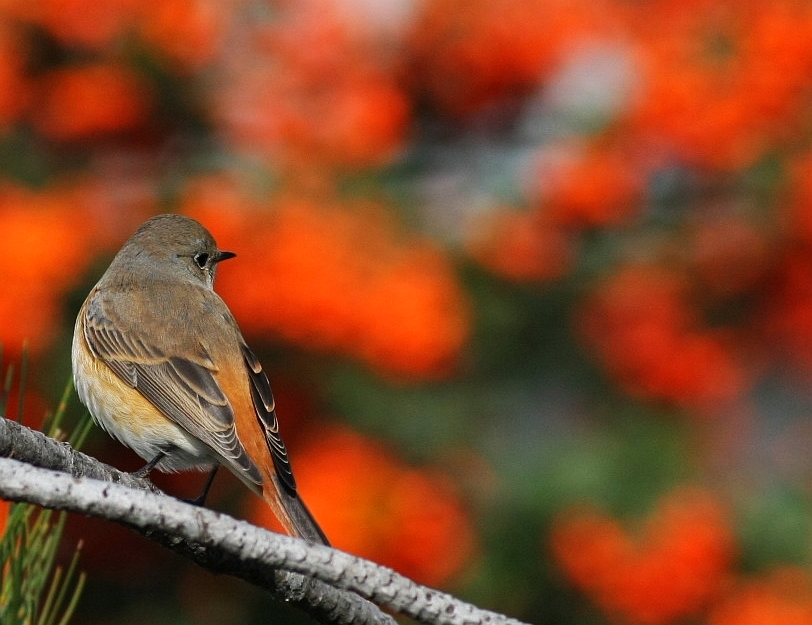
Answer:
72;213;329;545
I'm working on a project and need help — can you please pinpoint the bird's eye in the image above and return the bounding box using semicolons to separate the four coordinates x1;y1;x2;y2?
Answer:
193;252;209;269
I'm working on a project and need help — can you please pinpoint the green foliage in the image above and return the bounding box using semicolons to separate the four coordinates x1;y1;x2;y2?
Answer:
0;359;90;625
0;507;85;625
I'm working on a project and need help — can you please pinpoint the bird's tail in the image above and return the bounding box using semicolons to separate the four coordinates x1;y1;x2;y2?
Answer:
264;476;330;546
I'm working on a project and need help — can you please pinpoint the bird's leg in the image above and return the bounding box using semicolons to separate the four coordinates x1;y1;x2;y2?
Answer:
133;451;166;478
186;466;220;507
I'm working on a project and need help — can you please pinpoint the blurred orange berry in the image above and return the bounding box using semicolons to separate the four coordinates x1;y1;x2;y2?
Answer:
466;207;576;282
1;0;141;48
309;78;409;167
551;487;735;625
686;214;771;299
0;185;98;353
765;250;812;375
708;568;812;625
173;175;256;242
213;0;409;168
0;24;29;129
185;183;469;379
578;265;747;408
33;64;150;141
249;424;477;587
357;246;470;376
536;143;646;229
136;0;228;70
409;0;609;116
1;0;228;66
549;508;630;590
627;1;812;170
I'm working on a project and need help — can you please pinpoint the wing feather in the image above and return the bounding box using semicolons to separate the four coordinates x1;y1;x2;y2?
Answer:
240;343;297;494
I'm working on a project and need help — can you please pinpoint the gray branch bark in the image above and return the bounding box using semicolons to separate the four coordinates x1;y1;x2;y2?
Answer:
0;418;528;625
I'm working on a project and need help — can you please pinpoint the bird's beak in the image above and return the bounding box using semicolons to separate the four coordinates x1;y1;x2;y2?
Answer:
215;250;236;263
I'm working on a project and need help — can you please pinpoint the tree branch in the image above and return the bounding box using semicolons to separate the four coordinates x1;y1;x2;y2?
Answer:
0;417;392;625
0;418;528;625
0;417;161;493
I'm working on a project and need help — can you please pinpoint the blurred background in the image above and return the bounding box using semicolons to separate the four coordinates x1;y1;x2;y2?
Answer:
3;0;812;623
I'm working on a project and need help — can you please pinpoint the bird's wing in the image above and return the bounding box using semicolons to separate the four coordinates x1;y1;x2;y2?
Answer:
240;342;296;493
240;342;329;544
81;291;262;487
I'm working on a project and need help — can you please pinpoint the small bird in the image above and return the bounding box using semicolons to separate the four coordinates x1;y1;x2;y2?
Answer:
72;213;328;544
